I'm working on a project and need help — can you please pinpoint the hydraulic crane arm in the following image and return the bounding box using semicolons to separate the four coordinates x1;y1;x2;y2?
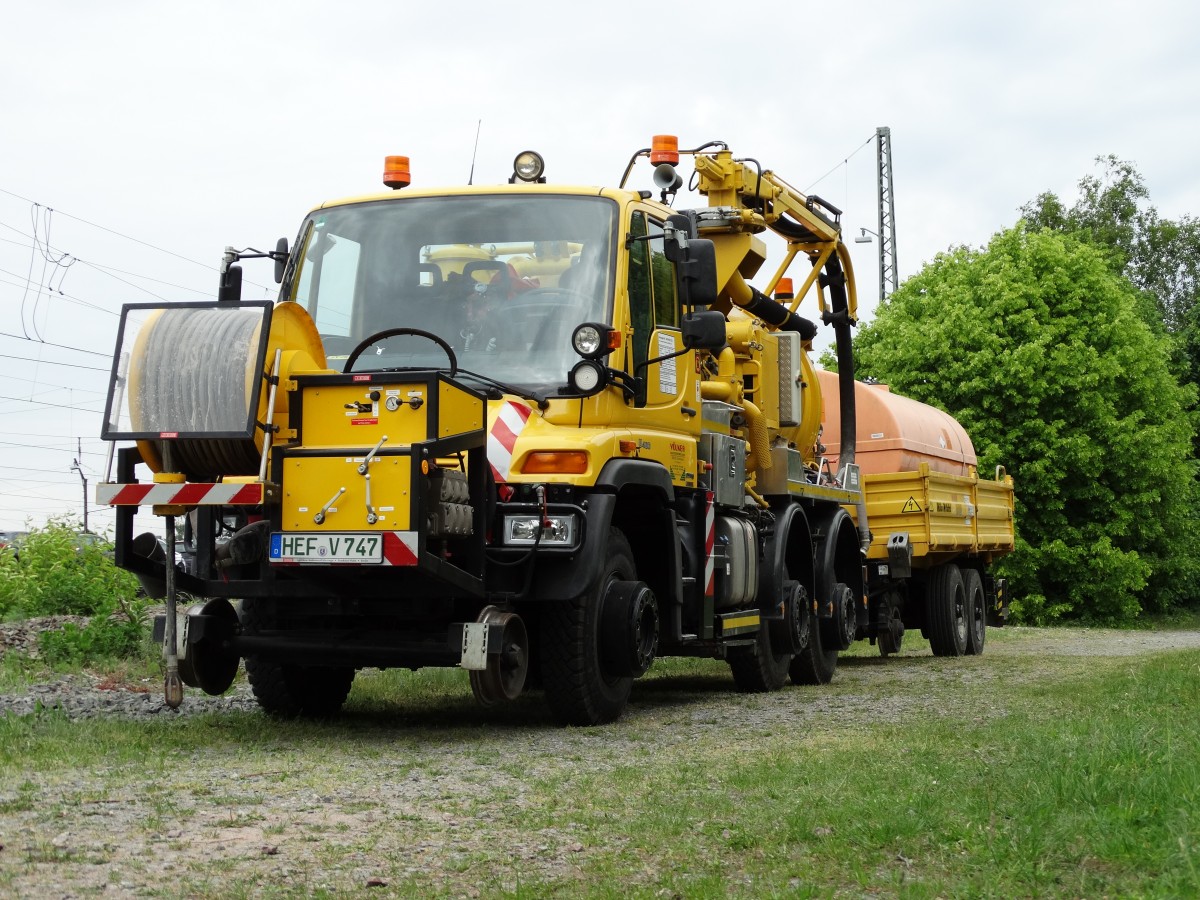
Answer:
692;149;858;327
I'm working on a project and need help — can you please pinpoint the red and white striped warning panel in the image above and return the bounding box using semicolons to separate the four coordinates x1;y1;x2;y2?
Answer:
382;531;420;566
486;400;533;483
98;482;265;506
704;490;716;599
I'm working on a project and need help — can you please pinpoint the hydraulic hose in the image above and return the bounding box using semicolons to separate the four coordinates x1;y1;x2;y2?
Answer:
726;272;816;340
822;254;872;553
741;400;771;472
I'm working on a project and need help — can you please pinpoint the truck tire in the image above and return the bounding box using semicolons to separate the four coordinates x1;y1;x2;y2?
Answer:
963;568;986;656
927;564;968;657
541;528;635;726
240;598;355;717
788;607;838;685
728;621;791;692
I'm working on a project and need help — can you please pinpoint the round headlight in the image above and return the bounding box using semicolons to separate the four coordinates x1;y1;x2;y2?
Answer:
512;150;545;182
568;360;606;395
572;323;604;358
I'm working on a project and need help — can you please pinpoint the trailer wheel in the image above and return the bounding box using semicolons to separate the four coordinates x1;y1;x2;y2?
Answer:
541;528;635;726
963;568;986;656
927;564;968;657
728;620;792;692
878;605;905;657
240;599;356;717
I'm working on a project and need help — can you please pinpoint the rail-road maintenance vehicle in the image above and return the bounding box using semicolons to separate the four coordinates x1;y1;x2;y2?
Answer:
98;137;1014;725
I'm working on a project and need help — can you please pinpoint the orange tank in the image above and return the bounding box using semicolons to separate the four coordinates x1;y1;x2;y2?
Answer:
813;369;976;476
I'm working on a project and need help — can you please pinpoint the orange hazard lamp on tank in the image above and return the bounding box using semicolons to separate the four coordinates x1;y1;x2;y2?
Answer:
383;156;411;189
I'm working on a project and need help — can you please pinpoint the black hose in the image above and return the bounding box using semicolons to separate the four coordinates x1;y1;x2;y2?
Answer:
818;255;856;471
134;307;264;479
736;287;817;340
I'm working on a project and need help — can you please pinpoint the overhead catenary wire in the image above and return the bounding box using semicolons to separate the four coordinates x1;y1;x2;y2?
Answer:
804;133;876;194
0;188;275;292
0;187;213;271
0;353;110;373
0;393;106;414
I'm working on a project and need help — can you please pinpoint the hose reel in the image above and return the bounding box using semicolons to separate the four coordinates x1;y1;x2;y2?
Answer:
104;300;326;481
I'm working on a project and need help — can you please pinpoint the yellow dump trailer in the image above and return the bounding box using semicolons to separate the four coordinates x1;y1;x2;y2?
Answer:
859;463;1015;567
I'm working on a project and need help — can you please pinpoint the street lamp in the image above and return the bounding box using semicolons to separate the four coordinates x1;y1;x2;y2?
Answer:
854;227;878;244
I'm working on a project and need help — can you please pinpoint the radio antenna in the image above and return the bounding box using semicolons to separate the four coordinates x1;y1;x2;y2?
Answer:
468;119;482;185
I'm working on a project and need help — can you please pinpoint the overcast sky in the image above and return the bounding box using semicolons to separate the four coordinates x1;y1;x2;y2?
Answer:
1;0;1197;533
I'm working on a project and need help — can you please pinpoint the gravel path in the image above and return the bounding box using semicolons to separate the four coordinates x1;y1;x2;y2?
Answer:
3;620;1199;721
1;620;1198;898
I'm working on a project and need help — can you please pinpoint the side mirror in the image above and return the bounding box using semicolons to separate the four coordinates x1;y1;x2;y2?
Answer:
677;238;718;307
660;214;718;307
681;310;726;350
274;236;289;285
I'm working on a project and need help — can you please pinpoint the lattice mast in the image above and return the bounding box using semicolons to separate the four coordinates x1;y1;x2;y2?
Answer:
875;126;899;301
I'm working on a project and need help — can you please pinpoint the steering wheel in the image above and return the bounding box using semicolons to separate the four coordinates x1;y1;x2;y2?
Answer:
343;327;459;375
506;287;594;349
515;286;592;306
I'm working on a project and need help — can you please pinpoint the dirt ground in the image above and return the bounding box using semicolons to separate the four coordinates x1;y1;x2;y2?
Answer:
1;625;1198;897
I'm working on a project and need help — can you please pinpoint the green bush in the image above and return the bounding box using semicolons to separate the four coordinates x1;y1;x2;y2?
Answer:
38;598;150;666
0;516;142;620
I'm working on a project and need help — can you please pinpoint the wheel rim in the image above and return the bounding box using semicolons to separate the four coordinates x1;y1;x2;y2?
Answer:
470;608;529;706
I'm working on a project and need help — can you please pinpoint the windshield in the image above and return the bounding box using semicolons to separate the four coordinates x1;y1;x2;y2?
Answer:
287;194;615;390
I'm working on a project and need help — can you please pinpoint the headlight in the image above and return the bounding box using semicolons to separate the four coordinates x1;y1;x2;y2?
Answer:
571;322;614;359
568;359;606;395
512;150;545;183
572;323;604;357
504;514;577;546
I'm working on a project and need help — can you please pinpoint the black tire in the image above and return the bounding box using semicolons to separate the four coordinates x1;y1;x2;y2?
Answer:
240;599;356;717
878;605;905;657
927;564;968;657
728;620;792;692
963;568;986;656
541;528;635;726
789;606;838;685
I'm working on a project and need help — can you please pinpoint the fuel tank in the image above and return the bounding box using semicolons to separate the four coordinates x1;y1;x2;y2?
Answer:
813;369;976;476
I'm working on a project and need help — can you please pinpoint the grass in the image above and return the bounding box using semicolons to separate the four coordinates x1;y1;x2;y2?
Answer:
0;634;1197;897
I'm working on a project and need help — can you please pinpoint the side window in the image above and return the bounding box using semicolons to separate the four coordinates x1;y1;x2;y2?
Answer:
293;229;361;338
627;212;679;380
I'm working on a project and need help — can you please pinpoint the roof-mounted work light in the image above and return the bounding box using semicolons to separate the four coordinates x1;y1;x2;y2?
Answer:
510;150;546;183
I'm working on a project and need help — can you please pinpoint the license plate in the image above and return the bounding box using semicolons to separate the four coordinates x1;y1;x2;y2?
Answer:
269;532;383;564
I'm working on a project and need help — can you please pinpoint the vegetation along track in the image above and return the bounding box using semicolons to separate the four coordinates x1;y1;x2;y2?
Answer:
0;624;1198;898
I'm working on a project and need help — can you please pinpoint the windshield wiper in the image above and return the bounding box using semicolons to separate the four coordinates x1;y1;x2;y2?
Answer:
454;368;551;410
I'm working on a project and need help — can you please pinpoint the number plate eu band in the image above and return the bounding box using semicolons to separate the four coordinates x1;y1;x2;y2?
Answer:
269;532;383;564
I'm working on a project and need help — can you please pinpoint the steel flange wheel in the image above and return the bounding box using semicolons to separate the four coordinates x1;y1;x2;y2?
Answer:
469;606;530;706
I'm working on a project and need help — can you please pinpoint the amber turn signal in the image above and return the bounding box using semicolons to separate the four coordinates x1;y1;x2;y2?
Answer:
521;451;588;474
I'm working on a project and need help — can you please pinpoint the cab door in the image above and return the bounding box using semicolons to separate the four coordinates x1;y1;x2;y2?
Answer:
623;210;700;481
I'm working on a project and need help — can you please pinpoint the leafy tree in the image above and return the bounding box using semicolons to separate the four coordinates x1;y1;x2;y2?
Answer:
853;225;1199;624
1021;155;1200;347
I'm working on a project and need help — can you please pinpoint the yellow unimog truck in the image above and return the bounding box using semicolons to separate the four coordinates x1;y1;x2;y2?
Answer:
98;138;1014;725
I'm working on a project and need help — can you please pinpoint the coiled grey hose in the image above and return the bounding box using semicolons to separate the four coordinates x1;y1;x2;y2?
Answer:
132;307;266;479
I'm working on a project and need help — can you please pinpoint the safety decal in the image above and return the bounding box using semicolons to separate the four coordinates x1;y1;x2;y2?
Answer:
902;496;922;514
98;482;265;506
487;400;533;483
704;491;715;598
381;531;419;566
